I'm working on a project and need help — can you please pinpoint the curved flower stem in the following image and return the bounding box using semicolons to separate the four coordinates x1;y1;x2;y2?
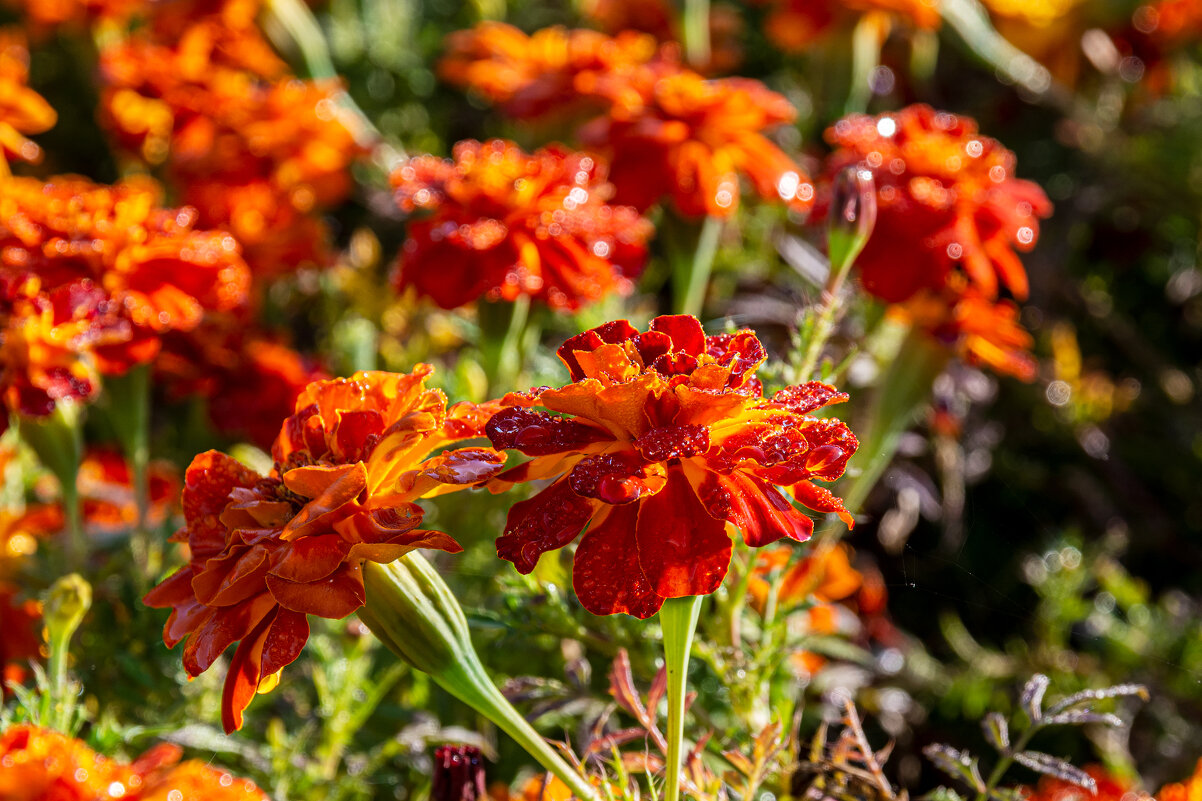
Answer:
360;556;599;801
660;595;703;801
18;403;85;570
845;12;888;115
796;290;843;382
839;320;949;517
106;364;156;581
478;295;532;397
667;214;722;318
39;574;91;732
681;0;711;68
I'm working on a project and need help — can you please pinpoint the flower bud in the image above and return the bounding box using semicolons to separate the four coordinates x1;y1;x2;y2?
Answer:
432;745;487;801
42;573;91;645
826;166;877;293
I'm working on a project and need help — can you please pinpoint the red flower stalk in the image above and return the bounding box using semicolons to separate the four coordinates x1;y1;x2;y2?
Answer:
578;66;815;217
144;367;505;731
821;104;1051;304
392;139;652;311
485;315;857;619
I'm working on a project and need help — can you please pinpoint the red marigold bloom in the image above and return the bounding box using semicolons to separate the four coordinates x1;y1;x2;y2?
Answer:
78;448;180;537
821;105;1052;304
392;139;652;311
439;23;660;120
156;315;326;448
0;175;251;382
0;32;56;175
578;67;815;217
762;0;941;53
485;315;857;619
144;367;505;732
99;9;364;279
0;725;271;800
0;582;41;698
902;288;1038;381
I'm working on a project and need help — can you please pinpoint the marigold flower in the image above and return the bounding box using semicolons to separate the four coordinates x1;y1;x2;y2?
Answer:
0;503;63;575
392;139;652;311
763;0;941;53
900;288;1038;381
0;582;41;698
78;448;180;537
485;315;857;619
439;23;660;119
822;105;1052;304
0;32;56;176
578;67;814;217
0;175;251;384
748;542;863;614
0;725;270;801
144;367;505;731
99;10;364;279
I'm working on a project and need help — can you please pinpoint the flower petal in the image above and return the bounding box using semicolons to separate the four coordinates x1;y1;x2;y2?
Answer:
766;382;848;415
567;452;666;504
635;466;731;598
694;470;814;547
648;314;705;356
182;593;276;676
269;535;353;583
486;406;610;455
279;463;368;541
497;478;596;573
792;480;855;528
266;563;366;619
572;503;662;619
557;319;640;380
181;451;263;563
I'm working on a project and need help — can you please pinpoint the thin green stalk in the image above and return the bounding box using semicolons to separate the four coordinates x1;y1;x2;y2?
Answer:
796;291;842;382
838;321;949;516
478;295;532;396
845;12;885;115
107;364;155;579
660;595;703;801
667;214;722;318
17;403;85;569
681;0;711;68
975;726;1037;801
39;574;91;732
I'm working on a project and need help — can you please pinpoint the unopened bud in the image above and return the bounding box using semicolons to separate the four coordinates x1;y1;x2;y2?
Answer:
432;745;487;801
43;573;91;645
827;166;878;293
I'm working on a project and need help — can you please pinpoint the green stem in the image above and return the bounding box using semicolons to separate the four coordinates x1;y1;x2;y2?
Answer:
681;0;711;68
667;214;722;318
478;296;532;396
796;291;842;382
17;403;85;570
660;595;703;801
839;321;949;516
845;12;885;115
108;364;155;579
976;726;1037;801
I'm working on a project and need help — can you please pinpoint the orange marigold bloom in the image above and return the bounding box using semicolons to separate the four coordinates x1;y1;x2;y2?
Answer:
392;139;652;311
98;4;363;278
748;541;863;614
763;0;941;53
0;726;271;801
0;582;41;698
1;503;64;575
485;315;857;619
0;32;56;176
1158;758;1202;801
439;23;660;119
822;105;1051;304
900;288;1038;381
0;175;251;379
144;366;506;732
578;67;814;217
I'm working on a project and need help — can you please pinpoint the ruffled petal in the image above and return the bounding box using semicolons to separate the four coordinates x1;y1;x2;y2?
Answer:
269;535;353;583
266;563;366;619
279;463;368;541
192;544;273;607
572;503;662;619
648;314;705;356
182;593;276;676
220;607;308;734
497;478;596;573
635;466;732;598
792;480;855;528
766;382;849;415
486;406;611;455
181;451;263;562
567;452;666;504
557;319;640;380
693;470;814;547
